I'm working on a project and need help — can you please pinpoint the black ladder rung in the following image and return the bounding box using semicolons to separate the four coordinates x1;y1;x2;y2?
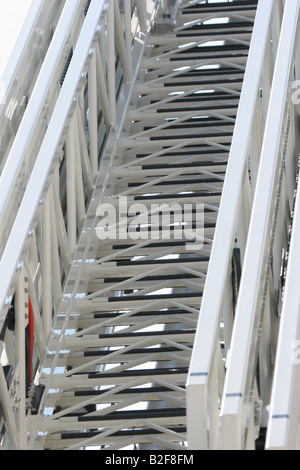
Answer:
93;307;195;319
149;131;232;140
150;93;238;103
169;52;248;61
82;367;188;380
102;273;199;283
156;104;238;112
181;0;257;14
127;178;223;186
82;346;187;357
76;407;186;421
96;329;195;340
61;425;186;440
143;121;233;130
136;149;228;158
163;78;243;87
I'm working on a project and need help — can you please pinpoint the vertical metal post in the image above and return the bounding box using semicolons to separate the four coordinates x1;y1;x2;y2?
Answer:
99;17;107;72
222;270;234;356
114;0;131;84
74;110;86;231
95;44;111;130
271;0;284;61
249;107;264;193
136;0;147;32
162;0;170;15
208;349;221;449
24;258;47;361
42;191;52;340
107;0;116;128
124;0;133;78
88;51;99;179
15;270;27;449
258;279;273;406
52;165;72;274
236;171;252;262
28;232;39;279
75;106;94;197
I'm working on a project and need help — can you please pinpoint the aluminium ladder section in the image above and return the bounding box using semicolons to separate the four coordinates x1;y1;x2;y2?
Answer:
35;0;257;450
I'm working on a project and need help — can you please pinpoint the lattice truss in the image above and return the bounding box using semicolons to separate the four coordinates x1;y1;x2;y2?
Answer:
36;0;257;450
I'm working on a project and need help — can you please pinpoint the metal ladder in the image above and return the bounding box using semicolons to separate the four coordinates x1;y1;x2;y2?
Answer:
33;0;257;450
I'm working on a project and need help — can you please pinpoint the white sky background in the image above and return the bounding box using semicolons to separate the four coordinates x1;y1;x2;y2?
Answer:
0;0;226;78
0;0;32;78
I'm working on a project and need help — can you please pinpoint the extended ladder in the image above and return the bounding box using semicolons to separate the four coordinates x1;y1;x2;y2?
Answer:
33;0;257;450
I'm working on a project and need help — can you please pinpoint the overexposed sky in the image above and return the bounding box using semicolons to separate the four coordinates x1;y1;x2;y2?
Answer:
0;0;32;77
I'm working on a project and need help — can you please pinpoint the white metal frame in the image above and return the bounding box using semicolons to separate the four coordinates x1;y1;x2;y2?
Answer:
265;158;300;449
3;0;299;451
34;0;236;449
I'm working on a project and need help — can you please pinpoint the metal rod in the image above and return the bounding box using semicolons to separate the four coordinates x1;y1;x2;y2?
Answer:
88;51;99;179
66;115;77;255
52;166;72;274
42;190;52;340
114;0;131;84
107;0;116;128
15;269;27;449
124;0;133;78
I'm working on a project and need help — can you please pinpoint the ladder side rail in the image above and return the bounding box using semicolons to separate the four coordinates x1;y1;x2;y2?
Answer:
220;0;300;450
0;0;65;172
186;0;281;450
